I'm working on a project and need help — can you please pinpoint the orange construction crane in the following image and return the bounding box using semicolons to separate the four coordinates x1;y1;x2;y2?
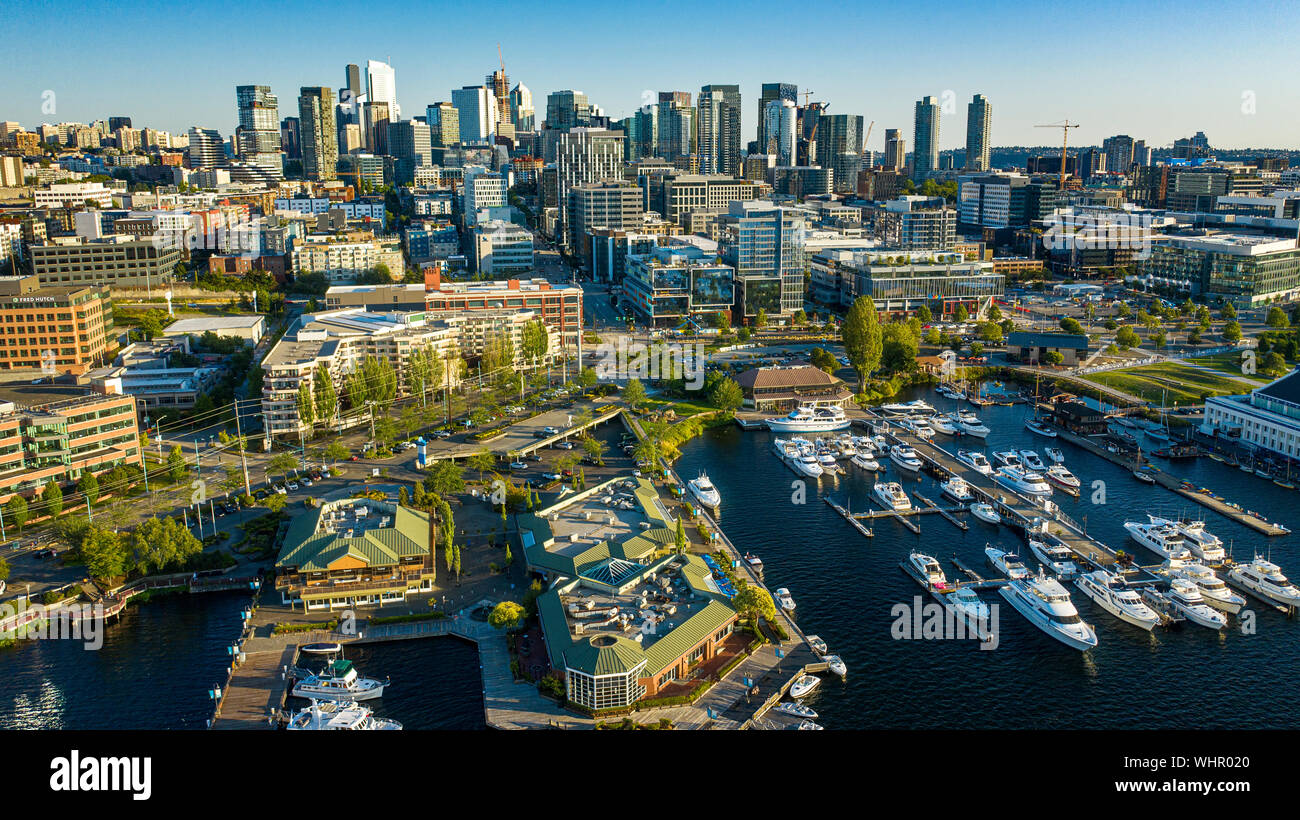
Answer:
1035;120;1079;190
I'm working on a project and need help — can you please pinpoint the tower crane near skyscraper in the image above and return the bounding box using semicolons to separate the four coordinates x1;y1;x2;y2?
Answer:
1035;120;1079;190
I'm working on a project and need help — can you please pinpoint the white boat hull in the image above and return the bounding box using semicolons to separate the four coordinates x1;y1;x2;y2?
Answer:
999;583;1097;651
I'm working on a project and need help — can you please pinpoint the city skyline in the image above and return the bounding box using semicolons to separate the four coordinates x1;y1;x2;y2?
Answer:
4;0;1298;151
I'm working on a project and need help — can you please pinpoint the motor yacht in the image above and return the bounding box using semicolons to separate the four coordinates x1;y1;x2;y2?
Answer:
970;502;1001;525
1124;520;1194;561
744;553;764;572
292;660;388;702
1019;450;1047;472
998;569;1098;651
991;450;1022;468
1165;562;1245;614
771;437;790;457
873;481;912;511
821;655;848;676
930;415;959;435
1165;579;1228;629
765;404;851;433
1044;464;1081;492
889;444;923;472
687;472;721;509
851;450;881;471
1045;447;1065;463
940;476;974;502
817;452;838;469
1227;555;1300;611
774;587;796;612
943;587;992;638
871;434;888;451
1027;537;1080;578
286;700;402;730
1024;418;1058;437
789;674;820;699
787;445;824;478
1073;570;1161;631
956;416;990;438
882;399;936;416
773;701;818;719
994;465;1052;497
1148;516;1225;562
906;551;950;593
985;545;1029;579
957;449;993;475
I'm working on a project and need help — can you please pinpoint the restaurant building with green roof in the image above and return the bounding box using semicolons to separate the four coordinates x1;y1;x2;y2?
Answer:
274;497;436;611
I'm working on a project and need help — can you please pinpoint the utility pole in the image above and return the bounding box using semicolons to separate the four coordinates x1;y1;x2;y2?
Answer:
233;402;251;497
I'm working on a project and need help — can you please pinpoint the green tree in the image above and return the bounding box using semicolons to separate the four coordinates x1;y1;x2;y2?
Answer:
674;517;687;554
324;441;350;464
791;309;806;327
986;303;1002;322
881;321;920;372
42;479;63;517
622;378;646;408
708;377;743;413
1262;351;1288;377
166;445;188;483
1220;302;1237;320
296;382;316;429
1116;326;1141;349
1060;317;1084;334
841;295;883;383
1222;320;1242;343
81;527;129;581
6;495;28;533
1266;306;1290;328
267;452;298;481
954;304;969;322
77;472;100;505
1154;330;1167;349
128;516;202;574
467;450;496;483
916;304;933;323
423;460;465;497
488;600;525;630
1116;301;1132;318
577;366;598;392
1043;350;1065;365
731;581;778;631
312;364;337;426
754;309;768;328
581;436;607;466
979;322;1004;343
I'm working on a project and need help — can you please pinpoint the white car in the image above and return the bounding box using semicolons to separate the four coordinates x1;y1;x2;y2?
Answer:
555;441;575;450
509;461;528;470
542;472;562;481
286;481;299;491
273;484;287;495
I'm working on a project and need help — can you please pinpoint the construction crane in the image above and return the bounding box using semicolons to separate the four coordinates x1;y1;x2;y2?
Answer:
807;101;829;166
863;120;874;156
1035;120;1080;190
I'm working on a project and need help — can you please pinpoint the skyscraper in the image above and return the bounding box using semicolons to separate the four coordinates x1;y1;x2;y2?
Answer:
553;128;625;249
763;99;797;167
757;83;797;152
912;96;940;181
487;64;511;131
964;94;991;172
364;100;391;155
656;91;695;161
1102;134;1136;174
510;84;535;133
298;87;338;181
822;114;864;160
365;60;399;119
700;84;742;176
235;85;283;180
883;129;906;172
344;64;362;100
186;127;225;169
451;86;498;144
426;102;460;148
387;119;432;183
545;90;591;131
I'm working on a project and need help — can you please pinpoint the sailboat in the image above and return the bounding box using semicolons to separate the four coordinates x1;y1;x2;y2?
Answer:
1145;388;1171;443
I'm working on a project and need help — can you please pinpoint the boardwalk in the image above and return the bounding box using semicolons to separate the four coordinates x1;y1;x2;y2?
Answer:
211;645;296;729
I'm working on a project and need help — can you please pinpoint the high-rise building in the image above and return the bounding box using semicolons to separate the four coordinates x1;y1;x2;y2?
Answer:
718;200;806;320
566;180;643;261
452;86;497;144
108;116;131;132
364;100;391;155
699;84;742;176
656;91;695;161
823;114;864;164
280;117;300;159
553;128;625;248
1102;134;1136;175
345;64;362;100
763;100;797;167
365;60;399;120
487;64;511;132
387;120;432;183
186;127;225;169
426;102;459;148
510;83;535;132
757;83;797;151
299;86;338;181
964;94;991;172
462;166;509;225
912;96;940;181
883;129;906;172
235;85;283;180
545;90;591;131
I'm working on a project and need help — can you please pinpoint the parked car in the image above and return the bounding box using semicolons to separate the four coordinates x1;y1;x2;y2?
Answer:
431;430;452;439
542;472;562;481
349;455;360;462
286;481;299;492
555;440;575;450
509;461;528;470
542;426;559;435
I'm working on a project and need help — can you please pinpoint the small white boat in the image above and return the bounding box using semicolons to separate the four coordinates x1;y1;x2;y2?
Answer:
1149;516;1224;563
1045;447;1065;464
292;659;388;702
773;701;818;719
1165;579;1228;629
1027;537;1080;578
774;587;796;612
765;404;852;433
940;476;974;502
957;449;993;475
906;551;950;593
1124;520;1193;561
300;642;344;655
797;719;824;730
929;416;959;435
821;654;848;676
805;634;828;654
687;472;721;508
873;481;912;511
1133;470;1157;484
851;451;880;471
1019;450;1047;472
286;700;402;730
1044;464;1081;492
882;399;936;416
889;444;922;472
789;674;820;699
994;465;1052;497
943;587;992;637
991;450;1022;468
985;545;1029;580
744;553;764;571
1024;418;1058;437
970;502;1001;525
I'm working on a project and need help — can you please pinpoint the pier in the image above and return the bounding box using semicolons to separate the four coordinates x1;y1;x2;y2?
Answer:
824;496;873;537
914;492;969;531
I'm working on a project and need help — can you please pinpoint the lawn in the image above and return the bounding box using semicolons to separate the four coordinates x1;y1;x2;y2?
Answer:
1083;362;1255;406
1182;351;1272;383
640;398;718;417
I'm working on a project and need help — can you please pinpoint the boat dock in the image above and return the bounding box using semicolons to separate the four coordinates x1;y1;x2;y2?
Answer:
824;496;873;537
914;492;969;531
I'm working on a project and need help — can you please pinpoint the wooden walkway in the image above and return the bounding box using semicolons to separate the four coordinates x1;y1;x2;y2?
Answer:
211;644;296;729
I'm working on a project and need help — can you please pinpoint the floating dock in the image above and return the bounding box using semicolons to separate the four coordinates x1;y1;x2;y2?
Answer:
824;496;873;538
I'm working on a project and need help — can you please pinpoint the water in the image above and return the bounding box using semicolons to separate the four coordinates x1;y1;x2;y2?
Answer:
675;385;1300;730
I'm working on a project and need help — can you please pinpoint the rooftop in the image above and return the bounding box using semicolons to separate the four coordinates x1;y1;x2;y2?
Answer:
277;498;431;573
162;315;265;334
735;365;843;391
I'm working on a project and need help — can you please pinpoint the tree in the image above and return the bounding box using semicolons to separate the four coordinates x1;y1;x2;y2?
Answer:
622;378;646;408
1116;326;1141;349
754;309;768;329
1116;301;1131;318
881;321;920;372
841;296;883;383
1059;317;1084;334
77;472;100;505
1154;330;1167;349
81;527;129;581
979;322;1004;344
487;600;525;629
1222;320;1242;343
467;450;496;483
296;382;316;429
424;460;465;497
267;452;298;481
166;445;188;483
731;581;778;630
577;366;598;392
129;516;202;574
809;347;837;373
520;319;549;370
674;517;687;554
916;304;933;323
323;441;350;465
954;304;969;322
6;495;28;533
986;303;1002;322
791;309;806;327
708;377;743;413
42;479;63;518
1220;302;1237;320
581;436;607;466
1266;306;1290;328
263;493;287;513
736;327;751;342
1043;350;1065;365
1262;351;1288;377
312;364;337;426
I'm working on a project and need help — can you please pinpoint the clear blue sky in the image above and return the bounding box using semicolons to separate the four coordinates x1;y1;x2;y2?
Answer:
5;0;1297;151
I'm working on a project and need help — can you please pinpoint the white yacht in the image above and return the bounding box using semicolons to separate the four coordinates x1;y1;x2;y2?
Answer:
994;465;1053;497
906;551;950;593
871;434;889;452
1227;556;1300;611
1165;579;1228;629
789;674;820;699
940;476;974;502
873;481;912;511
930;415;959;435
292;660;388;702
943;587;992;637
1044;464;1081;492
771;437;790;457
786;444;824;478
687;472;721;509
1027;537;1080;578
1124;520;1194;561
1073;570;1161;631
957;449;993;475
1045;447;1065;463
817;451;837;469
1148;516;1225;563
851;450;880;471
991;450;1022;468
1019;450;1047;472
1166;562;1245;614
956;417;991;438
286;700;402;730
1024;418;1058;438
774;587;796;612
765;404;851;433
821;655;848;676
773;701;818;719
889;444;923;472
797;719;824;730
970;502;1001;525
882;399;936;416
985;545;1029;580
999;569;1098;651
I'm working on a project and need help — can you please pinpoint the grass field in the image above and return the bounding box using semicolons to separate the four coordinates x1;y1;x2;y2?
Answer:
1181;351;1272;383
1083;361;1255;406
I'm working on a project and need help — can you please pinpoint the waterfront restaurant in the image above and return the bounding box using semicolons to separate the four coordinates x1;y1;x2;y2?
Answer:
735;364;853;412
275;498;436;611
518;475;740;712
1006;331;1090;366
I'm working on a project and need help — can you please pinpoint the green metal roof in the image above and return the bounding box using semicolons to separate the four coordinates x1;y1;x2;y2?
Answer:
564;634;648;677
276;501;431;572
642;600;737;675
